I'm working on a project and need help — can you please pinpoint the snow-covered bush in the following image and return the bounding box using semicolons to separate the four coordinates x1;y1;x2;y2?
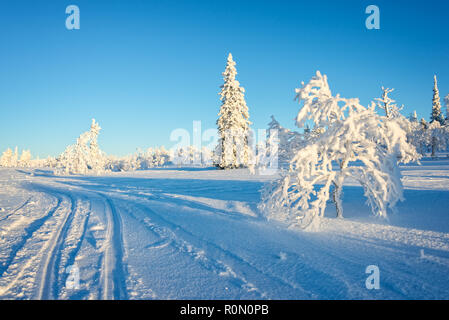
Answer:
56;119;107;175
259;71;420;230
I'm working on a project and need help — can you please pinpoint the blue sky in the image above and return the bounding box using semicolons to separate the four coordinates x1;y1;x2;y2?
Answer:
0;0;448;157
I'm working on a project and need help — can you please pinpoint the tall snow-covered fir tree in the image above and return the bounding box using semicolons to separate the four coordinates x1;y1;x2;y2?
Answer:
431;75;445;125
216;53;253;169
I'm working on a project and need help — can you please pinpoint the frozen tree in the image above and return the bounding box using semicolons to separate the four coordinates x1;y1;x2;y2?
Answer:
408;117;429;155
19;150;32;167
257;116;302;170
426;121;448;157
216;53;254;170
268;116;301;166
376;87;403;119
431;75;445;125
56;119;107;174
0;148;13;167
260;71;419;229
0;147;21;167
420;118;428;130
375;86;412;137
173;146;189;166
0;148;34;168
201;147;213;166
88;119;106;173
105;146;175;172
409;111;418;122
12;147;19;167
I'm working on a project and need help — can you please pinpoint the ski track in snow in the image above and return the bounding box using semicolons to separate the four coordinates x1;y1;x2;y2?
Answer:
0;160;449;299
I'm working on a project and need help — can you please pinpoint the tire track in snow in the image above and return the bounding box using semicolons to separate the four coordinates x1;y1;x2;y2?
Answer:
116;199;313;299
37;193;78;299
0;196;33;222
0;195;62;278
99;195;128;300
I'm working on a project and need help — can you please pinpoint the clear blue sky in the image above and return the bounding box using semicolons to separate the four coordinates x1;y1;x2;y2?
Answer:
1;0;448;157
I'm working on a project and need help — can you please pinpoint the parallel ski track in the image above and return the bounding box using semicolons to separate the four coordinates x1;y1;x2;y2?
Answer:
0;196;33;222
37;192;79;300
114;197;317;299
0;195;62;278
97;194;128;300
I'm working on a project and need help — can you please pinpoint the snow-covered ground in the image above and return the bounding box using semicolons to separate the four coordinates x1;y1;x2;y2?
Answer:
0;158;449;300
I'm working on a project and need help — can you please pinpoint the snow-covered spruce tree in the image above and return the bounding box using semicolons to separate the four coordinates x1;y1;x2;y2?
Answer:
56;119;107;175
216;53;254;170
428;76;446;157
259;71;419;229
431;75;445;125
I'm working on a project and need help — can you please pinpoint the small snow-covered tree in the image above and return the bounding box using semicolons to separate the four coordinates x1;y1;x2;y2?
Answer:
216;53;254;170
257;116;302;170
375;86;412;138
12;147;19;167
270;116;300;165
19;150;32;167
0;148;13;167
408;116;428;155
201;146;213;166
57;119;107;174
260;71;419;229
420;118;428;130
88;119;106;173
426;121;448;157
409;110;418;123
376;87;403;119
431;75;445;125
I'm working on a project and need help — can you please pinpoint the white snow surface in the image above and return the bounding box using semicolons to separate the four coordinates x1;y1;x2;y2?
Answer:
1;159;449;299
